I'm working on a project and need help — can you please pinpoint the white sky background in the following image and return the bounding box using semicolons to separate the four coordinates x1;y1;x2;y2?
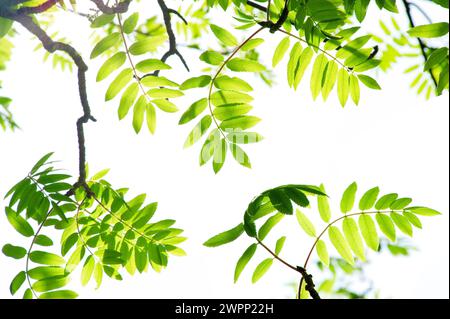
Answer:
0;0;448;299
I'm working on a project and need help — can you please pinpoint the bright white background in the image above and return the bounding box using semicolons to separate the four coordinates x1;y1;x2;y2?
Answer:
0;1;448;299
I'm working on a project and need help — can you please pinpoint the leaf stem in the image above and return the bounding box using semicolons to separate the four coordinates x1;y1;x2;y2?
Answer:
298;209;403;299
207;26;266;139
116;13;152;104
256;238;298;272
278;29;353;73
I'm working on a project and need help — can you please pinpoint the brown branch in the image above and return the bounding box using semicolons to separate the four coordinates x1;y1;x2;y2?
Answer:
256;238;321;300
148;0;189;77
90;0;131;14
0;9;96;187
17;0;59;14
402;0;438;87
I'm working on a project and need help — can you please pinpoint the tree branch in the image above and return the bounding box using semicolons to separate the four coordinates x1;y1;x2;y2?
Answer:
148;0;189;77
256;238;321;300
402;0;438;87
17;0;59;15
0;9;96;187
90;0;131;14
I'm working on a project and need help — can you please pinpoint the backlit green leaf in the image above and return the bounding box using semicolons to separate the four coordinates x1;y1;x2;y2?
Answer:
328;226;354;265
252;258;273;283
234;244;257;283
203;224;244;247
359;214;379;251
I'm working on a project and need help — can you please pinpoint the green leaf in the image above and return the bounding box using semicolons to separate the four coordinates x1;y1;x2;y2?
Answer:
391;212;413;236
406;206;441;216
424;48;449;71
258;213;284;240
94;262;103;289
285;187;309;207
390;198;412;210
227;58;265;72
404;211;422;229
252;258;273;283
316;240;329;266
322;60;338;100
153;99;178;113
226;131;262;144
214;76;253;92
200;50;224;65
132;95;146;133
2;244;27;259
105;68;133;101
123;13;139;34
210;90;253;106
337;68;350;106
328;226;354;265
375;193;398;210
91;14;114;28
317;184;331;222
96;52;126;82
5;207;34;237
180;75;212;90
184;115;212;148
294;47;314;90
35;235;53;247
340;182;357;213
268;189;293;215
375;213;396;242
132;203;158;229
230;143;251;168
203;224;244;247
66;246;84;273
140;76;178;87
295;210;316;237
129;36;166;55
210;24;238;46
342;217;365;261
220;116;261;130
273;37;291;67
287;42;302;87
135;59;171;73
23;289;33;299
241;38;264;51
30;251;65;266
179;98;208;125
81;256;95;286
30;152;53;174
147;88;183;99
146;102;157;134
359;187;380;211
213;103;253;122
118;83;139;120
10;271;26;295
39;290;78;299
358;74;381;90
234;244;257;283
135;246;148;273
28;266;65;280
349;74;360;105
408;22;449;38
275;236;286;255
310;54;328;100
0;17;13;38
213;138;228;173
32;275;70;292
358;214;379;251
91;32;121;59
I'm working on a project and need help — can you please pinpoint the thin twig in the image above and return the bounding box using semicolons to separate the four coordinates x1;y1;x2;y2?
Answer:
150;0;189;77
402;0;438;87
